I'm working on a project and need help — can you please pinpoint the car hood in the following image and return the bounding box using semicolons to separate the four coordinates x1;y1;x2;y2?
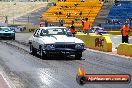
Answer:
0;30;14;33
40;35;84;44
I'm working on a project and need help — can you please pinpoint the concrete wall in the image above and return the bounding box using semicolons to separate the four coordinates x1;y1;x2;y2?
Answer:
117;43;132;57
76;33;112;52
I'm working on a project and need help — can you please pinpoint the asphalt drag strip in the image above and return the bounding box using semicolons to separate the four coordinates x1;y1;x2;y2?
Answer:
0;40;132;88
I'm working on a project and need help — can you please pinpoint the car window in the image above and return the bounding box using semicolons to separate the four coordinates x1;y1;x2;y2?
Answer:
40;29;48;36
34;29;38;35
34;29;40;36
40;28;69;36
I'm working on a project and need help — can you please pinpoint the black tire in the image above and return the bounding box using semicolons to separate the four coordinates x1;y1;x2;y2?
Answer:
75;52;82;60
12;37;15;40
30;44;37;55
39;47;47;59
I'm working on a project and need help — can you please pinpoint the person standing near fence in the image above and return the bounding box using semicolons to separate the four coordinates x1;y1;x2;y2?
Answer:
82;18;90;35
59;19;64;26
120;21;131;43
69;20;76;36
44;20;48;27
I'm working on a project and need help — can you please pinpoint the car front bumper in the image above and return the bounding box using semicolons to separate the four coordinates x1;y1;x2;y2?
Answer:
44;48;86;55
0;33;15;39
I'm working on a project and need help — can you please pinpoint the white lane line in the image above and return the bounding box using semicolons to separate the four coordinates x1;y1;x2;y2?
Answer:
113;37;119;38
86;48;132;59
0;71;16;88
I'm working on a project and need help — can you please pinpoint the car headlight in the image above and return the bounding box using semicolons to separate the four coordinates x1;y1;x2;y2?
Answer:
45;44;55;50
75;43;84;49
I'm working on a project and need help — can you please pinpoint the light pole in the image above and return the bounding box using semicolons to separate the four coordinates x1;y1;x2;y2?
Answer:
5;16;8;25
13;2;16;24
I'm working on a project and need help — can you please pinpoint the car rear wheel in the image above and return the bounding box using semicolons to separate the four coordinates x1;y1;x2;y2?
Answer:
75;52;82;60
30;44;37;55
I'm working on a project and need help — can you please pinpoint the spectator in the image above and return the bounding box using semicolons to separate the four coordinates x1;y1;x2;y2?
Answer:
66;12;71;18
59;19;64;26
50;24;54;26
60;6;64;8
44;20;48;27
59;11;62;15
71;20;74;26
54;12;58;15
40;23;42;27
75;17;79;21
74;3;79;7
120;21;131;43
65;6;69;8
106;18;112;24
81;0;85;2
79;11;82;17
59;7;62;10
82;18;90;35
69;25;76;36
53;2;56;6
114;0;121;6
112;19;121;24
70;20;76;36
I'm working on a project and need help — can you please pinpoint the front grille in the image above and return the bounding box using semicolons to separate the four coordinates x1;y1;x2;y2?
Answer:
3;33;11;36
55;44;75;49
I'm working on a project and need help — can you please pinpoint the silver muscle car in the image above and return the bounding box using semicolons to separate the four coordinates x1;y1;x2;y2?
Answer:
29;27;85;59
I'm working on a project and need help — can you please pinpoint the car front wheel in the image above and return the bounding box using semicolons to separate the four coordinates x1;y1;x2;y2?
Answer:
75;52;82;60
12;37;15;40
30;44;37;55
39;47;47;59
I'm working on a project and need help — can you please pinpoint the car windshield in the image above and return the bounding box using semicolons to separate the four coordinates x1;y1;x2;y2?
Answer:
40;28;71;36
0;27;11;31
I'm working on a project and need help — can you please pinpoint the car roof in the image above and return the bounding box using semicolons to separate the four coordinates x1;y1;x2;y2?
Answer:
40;26;67;29
0;27;10;28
